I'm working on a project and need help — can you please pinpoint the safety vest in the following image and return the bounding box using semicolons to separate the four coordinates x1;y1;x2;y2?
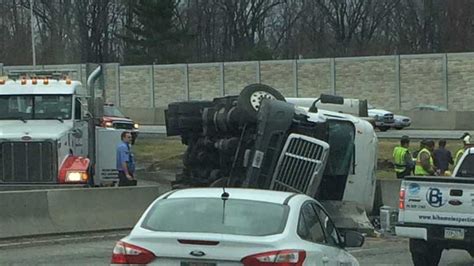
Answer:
455;148;465;166
414;148;434;176
393;146;409;173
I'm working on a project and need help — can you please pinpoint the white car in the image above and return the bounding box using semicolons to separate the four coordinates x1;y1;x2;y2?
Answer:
393;114;411;130
111;188;363;265
367;105;395;132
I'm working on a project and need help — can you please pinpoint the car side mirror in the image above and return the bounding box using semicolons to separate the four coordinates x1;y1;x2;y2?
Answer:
342;231;364;248
83;111;93;120
71;128;83;138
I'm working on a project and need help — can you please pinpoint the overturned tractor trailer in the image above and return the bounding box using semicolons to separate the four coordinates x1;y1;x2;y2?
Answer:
0;68;121;187
165;84;378;230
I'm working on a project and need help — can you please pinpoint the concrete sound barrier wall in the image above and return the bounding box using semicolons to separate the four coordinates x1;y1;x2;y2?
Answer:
0;186;164;239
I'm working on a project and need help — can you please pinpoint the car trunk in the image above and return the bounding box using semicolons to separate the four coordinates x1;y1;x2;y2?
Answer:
127;232;284;266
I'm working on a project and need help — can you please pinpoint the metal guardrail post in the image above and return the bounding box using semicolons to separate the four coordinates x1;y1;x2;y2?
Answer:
116;63;121;107
395;55;401;110
184;64;190;101
330;58;336;95
256;61;261;83
293;60;299;97
220;62;225;96
442;54;449;110
150;64;155;108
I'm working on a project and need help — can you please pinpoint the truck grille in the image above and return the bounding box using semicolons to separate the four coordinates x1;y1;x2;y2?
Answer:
383;114;394;123
113;122;134;130
270;134;329;195
0;141;57;183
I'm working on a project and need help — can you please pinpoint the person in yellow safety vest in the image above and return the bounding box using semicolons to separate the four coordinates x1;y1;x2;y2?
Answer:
415;139;436;176
455;132;471;166
393;135;414;179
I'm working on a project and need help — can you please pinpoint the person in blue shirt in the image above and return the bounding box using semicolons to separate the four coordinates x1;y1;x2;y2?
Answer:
433;139;453;175
116;131;137;186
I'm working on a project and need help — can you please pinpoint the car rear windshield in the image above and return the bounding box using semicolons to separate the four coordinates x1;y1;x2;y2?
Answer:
141;198;289;236
456;154;474;177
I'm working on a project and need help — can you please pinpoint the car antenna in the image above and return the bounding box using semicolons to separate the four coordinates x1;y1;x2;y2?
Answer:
221;186;229;224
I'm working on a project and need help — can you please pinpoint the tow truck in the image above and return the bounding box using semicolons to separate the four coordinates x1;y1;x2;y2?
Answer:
0;68;121;187
165;84;379;230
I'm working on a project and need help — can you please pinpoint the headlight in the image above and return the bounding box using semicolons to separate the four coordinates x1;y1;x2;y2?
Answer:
105;121;113;127
134;123;139;129
66;171;88;182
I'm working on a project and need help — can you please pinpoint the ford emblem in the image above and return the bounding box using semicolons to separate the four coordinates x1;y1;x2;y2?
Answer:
190;250;206;257
21;136;32;141
448;199;463;206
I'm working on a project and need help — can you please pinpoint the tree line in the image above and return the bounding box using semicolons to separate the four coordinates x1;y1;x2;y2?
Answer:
1;0;473;65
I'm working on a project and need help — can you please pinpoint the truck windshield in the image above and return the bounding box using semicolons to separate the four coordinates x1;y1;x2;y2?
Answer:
103;106;125;117
0;95;72;120
318;120;355;200
324;120;355;176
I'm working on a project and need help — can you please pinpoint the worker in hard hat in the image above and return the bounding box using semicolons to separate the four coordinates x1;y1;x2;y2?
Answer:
393;135;414;179
454;132;471;166
414;139;436;176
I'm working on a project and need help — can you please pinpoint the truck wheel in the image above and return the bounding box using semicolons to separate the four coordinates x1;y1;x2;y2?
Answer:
378;126;390;132
409;239;442;266
237;84;285;122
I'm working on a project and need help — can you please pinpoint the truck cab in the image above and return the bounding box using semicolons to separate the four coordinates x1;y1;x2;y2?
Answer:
0;72;119;186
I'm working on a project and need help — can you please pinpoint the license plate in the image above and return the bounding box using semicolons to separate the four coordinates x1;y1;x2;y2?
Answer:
181;262;216;266
444;227;465;240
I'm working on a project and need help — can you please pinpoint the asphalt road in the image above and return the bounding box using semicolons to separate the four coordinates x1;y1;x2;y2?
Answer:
140;125;472;140
1;232;472;265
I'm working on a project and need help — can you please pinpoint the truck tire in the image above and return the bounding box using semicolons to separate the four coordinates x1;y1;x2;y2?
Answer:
409;239;442;266
237;84;285;122
378;126;390;132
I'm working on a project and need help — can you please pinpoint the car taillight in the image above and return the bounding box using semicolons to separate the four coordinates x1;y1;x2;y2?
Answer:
399;188;406;210
111;241;156;264
241;250;306;266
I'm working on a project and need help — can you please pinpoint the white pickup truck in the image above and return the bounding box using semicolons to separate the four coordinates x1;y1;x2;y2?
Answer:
396;147;474;265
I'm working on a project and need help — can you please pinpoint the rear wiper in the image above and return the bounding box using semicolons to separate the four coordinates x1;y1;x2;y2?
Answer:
55;117;64;123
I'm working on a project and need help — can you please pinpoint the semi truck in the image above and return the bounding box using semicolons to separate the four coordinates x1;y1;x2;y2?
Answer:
0;68;121;187
165;84;379;229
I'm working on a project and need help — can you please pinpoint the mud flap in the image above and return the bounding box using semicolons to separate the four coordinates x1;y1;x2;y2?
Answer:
321;200;374;234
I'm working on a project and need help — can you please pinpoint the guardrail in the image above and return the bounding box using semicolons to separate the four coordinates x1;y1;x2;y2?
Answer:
0;186;164;239
0;179;405;239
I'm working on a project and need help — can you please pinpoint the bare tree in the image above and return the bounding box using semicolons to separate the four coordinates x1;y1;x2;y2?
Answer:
2;0;474;65
0;0;34;65
215;0;282;60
